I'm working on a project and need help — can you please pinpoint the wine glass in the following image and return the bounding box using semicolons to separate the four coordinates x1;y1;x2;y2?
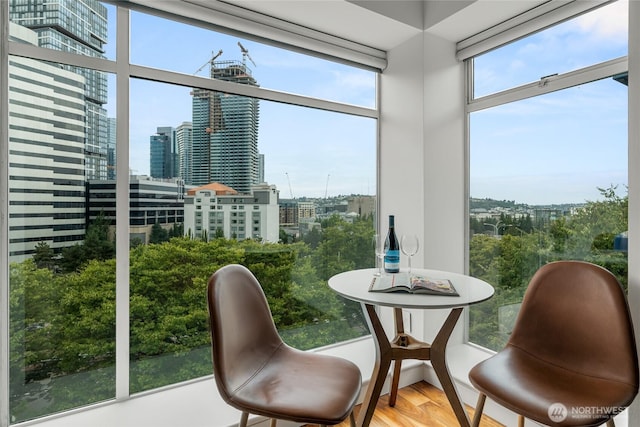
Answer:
401;234;420;273
373;234;386;276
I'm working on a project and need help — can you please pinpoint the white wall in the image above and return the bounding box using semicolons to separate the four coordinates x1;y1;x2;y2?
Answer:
379;28;466;275
421;31;468;347
377;33;470;388
421;32;466;275
379;34;424;244
378;33;426;340
380;31;466;345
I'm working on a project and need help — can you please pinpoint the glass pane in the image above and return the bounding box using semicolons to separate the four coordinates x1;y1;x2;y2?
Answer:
474;0;628;98
128;79;374;393
130;11;376;108
9;57;116;422
9;0;116;61
468;77;628;351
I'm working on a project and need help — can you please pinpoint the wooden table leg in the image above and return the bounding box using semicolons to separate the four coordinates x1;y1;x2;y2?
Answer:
357;303;470;427
356;303;392;427
430;307;472;427
388;307;405;407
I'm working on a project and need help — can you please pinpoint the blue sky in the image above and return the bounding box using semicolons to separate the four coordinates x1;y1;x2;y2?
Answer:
105;2;628;204
471;0;628;205
105;8;376;198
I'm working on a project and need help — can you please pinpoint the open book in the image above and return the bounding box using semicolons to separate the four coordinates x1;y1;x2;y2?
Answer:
369;272;459;296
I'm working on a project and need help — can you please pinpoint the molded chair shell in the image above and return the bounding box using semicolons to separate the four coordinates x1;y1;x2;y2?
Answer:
469;260;638;427
207;264;362;427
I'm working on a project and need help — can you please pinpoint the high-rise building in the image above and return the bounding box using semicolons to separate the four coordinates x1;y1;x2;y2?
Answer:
107;117;117;180
258;153;265;184
150;126;178;179
191;58;260;193
10;0;109;180
176;122;193;184
8;23;87;261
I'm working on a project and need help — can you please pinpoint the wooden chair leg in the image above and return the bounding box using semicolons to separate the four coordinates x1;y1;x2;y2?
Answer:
349;411;356;427
239;412;249;427
270;419;277;427
518;414;525;427
471;393;486;427
606;419;616;427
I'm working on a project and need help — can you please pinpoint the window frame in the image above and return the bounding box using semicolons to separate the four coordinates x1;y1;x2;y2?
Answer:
467;56;628;114
1;2;380;424
463;3;629;345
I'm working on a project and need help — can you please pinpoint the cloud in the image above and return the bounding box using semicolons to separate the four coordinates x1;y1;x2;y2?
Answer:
571;0;628;41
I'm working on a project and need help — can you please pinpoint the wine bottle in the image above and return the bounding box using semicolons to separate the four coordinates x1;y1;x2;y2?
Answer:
384;215;400;273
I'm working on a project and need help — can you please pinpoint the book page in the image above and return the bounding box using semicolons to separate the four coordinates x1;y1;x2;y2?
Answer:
369;272;410;292
410;275;458;295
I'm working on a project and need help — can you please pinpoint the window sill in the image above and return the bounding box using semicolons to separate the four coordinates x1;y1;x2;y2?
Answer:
15;337;383;427
13;339;628;427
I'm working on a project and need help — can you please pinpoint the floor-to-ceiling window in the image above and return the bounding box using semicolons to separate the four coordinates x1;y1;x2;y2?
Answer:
5;2;378;423
467;0;628;351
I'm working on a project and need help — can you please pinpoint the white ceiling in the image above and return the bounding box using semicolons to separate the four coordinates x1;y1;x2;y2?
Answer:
220;0;548;50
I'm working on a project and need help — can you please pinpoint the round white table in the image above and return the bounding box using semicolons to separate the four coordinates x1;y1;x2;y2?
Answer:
328;268;494;427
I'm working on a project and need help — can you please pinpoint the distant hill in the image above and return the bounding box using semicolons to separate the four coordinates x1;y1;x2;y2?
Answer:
470;197;583;212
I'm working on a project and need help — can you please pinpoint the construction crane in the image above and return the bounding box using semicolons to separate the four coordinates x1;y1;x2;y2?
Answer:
194;49;223;75
325;174;330;199
237;42;257;68
285;172;294;199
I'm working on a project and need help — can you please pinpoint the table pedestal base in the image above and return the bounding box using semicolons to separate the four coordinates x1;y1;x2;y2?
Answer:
357;304;471;427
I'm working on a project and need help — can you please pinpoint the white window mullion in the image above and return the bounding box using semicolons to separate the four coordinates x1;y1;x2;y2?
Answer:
115;5;131;401
7;42;116;74
130;65;378;120
467;56;628;113
0;0;9;425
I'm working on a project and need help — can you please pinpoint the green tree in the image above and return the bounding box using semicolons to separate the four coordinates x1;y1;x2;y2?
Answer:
469;186;629;352
83;211;116;261
128;237;245;392
149;223;169;244
279;228;290;244
33;241;56;271
168;223;184;238
303;225;322;248
10;214;376;415
54;259;116;374
59;212;115;273
313;215;374;280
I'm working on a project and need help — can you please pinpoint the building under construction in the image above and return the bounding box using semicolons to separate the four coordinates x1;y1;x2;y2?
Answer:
189;50;260;193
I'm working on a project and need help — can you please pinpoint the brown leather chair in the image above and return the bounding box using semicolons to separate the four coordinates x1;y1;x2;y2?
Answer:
469;260;638;427
207;264;362;427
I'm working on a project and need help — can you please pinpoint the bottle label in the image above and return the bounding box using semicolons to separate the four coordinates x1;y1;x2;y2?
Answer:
384;249;400;273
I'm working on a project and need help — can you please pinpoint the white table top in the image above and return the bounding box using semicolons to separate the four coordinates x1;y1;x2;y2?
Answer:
328;268;495;309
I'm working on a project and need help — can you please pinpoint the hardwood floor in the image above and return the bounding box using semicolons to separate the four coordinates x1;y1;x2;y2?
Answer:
329;381;504;427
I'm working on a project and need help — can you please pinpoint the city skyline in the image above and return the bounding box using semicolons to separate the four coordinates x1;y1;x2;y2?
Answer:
111;7;377;199
106;1;627;205
8;0;110;261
